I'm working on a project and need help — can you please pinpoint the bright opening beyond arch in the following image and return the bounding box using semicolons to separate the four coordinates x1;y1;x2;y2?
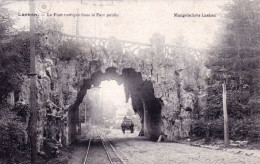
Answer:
80;80;141;131
100;80;129;117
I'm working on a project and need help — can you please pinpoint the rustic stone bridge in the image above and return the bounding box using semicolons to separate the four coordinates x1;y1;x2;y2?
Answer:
18;32;209;151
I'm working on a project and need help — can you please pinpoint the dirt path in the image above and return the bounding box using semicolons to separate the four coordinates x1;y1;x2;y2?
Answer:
67;127;260;164
107;129;260;164
85;139;111;164
67;124;92;164
67;141;89;164
67;125;110;164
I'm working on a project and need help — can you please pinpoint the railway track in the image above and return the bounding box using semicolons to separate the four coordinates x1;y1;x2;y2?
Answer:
83;128;125;164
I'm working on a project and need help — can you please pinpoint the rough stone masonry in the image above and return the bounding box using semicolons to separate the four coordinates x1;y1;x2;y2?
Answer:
16;32;210;152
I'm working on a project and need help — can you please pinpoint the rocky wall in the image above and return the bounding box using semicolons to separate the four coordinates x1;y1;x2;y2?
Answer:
18;32;209;150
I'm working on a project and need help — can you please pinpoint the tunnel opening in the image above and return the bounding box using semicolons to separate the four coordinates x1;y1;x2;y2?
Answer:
68;67;163;143
80;80;142;133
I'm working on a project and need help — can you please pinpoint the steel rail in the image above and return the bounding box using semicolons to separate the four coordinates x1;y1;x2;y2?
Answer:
83;127;125;164
83;138;92;164
102;135;125;164
101;136;114;164
98;126;115;164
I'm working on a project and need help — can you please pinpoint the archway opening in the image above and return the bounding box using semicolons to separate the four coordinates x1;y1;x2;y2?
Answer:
68;67;163;143
79;80;142;136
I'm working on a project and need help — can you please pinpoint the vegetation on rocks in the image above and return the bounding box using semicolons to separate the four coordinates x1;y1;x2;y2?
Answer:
0;5;83;162
0;103;30;163
57;39;85;62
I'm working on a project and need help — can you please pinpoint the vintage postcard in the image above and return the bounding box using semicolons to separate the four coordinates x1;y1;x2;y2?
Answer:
0;0;259;163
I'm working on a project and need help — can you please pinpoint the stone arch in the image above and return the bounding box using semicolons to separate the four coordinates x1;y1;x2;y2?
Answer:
22;33;208;149
67;66;163;143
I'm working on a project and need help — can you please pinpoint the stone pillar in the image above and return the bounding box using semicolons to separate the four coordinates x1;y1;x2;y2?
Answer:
142;100;149;137
139;119;144;136
149;33;166;57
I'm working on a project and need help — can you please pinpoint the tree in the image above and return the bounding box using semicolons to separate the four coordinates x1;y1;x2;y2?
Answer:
0;33;30;102
197;0;260;141
0;4;13;39
0;4;30;102
208;0;260;92
0;4;32;163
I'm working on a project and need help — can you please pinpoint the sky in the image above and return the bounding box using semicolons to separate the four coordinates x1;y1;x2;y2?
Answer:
5;0;231;49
